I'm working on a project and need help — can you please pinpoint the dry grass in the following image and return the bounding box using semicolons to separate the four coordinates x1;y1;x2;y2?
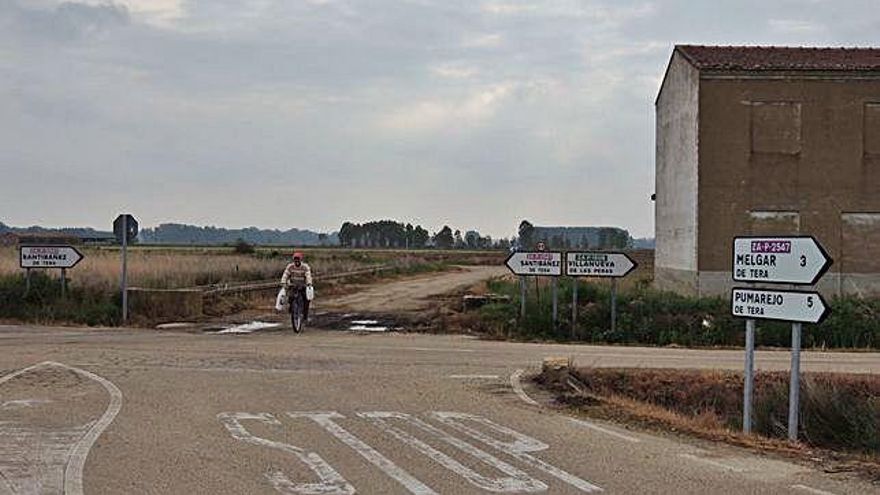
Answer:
536;366;880;479
0;246;380;291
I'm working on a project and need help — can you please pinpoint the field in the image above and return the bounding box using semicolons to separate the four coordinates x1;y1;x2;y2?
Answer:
0;246;505;291
0;245;505;325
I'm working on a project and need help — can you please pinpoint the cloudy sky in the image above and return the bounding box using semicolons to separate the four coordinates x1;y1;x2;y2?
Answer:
2;0;878;238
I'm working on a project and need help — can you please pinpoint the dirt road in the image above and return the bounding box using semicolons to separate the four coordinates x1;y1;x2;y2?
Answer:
318;265;507;313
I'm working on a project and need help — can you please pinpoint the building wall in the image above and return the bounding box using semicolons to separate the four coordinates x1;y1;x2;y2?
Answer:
654;52;700;295
696;74;880;297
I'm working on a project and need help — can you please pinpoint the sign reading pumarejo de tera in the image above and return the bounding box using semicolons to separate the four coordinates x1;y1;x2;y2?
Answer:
731;287;830;324
566;252;637;278
19;245;84;269
505;251;563;277
732;236;832;285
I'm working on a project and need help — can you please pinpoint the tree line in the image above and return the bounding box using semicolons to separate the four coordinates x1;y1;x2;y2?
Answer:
338;221;512;250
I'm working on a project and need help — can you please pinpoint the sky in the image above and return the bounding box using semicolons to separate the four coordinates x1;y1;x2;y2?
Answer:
2;0;879;239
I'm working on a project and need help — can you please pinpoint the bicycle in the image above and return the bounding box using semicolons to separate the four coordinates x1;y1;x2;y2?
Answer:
288;286;306;333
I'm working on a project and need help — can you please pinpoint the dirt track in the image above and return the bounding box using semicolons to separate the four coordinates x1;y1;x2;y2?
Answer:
317;265;507;313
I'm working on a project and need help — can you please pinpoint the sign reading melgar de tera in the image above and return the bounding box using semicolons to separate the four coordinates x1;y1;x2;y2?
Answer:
19;245;84;269
732;236;832;285
566;252;636;278
731;288;829;324
505;251;563;277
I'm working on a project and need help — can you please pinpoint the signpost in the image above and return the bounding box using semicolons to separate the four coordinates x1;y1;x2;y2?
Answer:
505;251;563;277
565;251;637;335
114;214;139;324
19;245;85;297
731;288;829;324
505;250;563;326
731;236;833;441
733;236;831;285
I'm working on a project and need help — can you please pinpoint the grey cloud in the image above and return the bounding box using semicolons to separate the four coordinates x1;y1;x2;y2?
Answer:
2;1;880;237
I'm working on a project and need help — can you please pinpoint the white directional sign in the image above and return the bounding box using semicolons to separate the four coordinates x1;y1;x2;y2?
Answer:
566;252;637;278
733;236;832;285
731;288;830;324
19;245;84;269
505;251;563;277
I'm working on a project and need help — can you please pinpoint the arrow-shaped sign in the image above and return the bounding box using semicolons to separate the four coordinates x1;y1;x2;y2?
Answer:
731;288;830;324
566;252;637;278
505;251;563;277
732;236;832;285
19;245;85;269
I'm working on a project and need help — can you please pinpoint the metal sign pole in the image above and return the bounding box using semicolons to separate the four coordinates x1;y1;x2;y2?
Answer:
743;318;756;433
25;268;31;296
122;215;129;324
552;278;558;328
571;278;578;338
60;268;67;299
610;278;618;333
788;322;802;441
519;276;526;319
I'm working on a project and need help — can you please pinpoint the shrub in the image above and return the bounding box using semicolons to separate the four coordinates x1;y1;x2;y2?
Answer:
0;272;119;326
233;238;256;254
480;279;880;350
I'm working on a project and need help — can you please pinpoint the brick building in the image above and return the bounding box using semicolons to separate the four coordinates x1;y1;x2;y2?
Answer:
654;45;880;297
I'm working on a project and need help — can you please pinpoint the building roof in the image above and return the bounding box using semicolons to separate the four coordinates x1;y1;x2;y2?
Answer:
676;45;880;71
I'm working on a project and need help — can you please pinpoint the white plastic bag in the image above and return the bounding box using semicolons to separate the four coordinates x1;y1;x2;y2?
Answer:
275;288;287;311
306;285;315;301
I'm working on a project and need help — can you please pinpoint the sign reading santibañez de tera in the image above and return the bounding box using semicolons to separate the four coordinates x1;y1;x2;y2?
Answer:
19;245;84;269
566;252;636;278
731;288;830;324
733;236;832;285
505;251;563;276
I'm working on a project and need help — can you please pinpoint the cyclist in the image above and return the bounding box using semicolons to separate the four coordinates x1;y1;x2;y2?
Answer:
281;251;313;322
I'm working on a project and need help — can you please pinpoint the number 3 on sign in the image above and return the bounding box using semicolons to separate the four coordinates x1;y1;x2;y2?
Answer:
800;255;807;267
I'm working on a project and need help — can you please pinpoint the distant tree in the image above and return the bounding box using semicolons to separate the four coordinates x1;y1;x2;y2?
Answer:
518;220;535;249
465;230;480;249
433;226;454;249
412;226;430;248
454;230;464;249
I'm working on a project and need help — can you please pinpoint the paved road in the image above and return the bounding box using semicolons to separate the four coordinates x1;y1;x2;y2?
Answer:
0;324;876;494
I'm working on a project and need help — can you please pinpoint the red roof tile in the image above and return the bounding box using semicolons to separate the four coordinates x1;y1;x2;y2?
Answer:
676;45;880;71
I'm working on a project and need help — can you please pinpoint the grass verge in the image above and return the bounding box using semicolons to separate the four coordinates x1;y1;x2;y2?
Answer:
536;365;880;480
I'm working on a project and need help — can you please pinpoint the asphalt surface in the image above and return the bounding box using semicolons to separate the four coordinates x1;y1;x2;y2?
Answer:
0;324;877;495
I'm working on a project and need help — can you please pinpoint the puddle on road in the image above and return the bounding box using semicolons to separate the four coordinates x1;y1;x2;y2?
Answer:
215;321;281;334
316;313;401;333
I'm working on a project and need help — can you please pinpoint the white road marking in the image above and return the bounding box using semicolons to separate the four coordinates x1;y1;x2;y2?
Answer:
218;412;354;495
0;361;123;495
447;374;500;379
510;369;539;406
433;412;603;493
678;453;744;473
287;412;437;495
568;418;641;444
359;411;547;493
791;484;839;495
0;399;52;410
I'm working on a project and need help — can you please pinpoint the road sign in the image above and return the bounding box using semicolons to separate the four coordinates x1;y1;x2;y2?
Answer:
505;251;563;277
19;245;84;269
114;214;139;244
731;288;830;324
732;236;832;285
566;252;637;278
